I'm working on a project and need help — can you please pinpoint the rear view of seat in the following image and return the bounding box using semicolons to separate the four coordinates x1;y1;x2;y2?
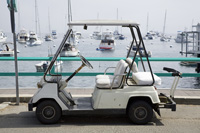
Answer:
126;58;161;85
95;59;128;89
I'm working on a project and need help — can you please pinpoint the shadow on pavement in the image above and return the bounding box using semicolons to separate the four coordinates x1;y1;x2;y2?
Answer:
0;112;164;128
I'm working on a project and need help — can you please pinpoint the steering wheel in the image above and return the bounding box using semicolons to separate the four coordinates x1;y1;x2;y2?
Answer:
79;55;93;69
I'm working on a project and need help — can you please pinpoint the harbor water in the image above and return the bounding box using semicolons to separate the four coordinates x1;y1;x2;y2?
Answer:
0;33;200;89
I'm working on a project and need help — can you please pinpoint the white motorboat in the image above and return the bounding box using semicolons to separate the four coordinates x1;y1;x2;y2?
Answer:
0;43;14;57
174;31;191;43
27;31;43;46
60;43;79;57
99;30;116;50
91;31;101;40
75;31;81;39
0;31;7;43
52;30;57;39
17;29;30;44
35;46;63;72
35;60;63;72
160;36;169;42
144;31;157;40
45;34;53;41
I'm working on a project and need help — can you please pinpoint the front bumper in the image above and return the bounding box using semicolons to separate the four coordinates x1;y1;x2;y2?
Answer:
159;93;176;111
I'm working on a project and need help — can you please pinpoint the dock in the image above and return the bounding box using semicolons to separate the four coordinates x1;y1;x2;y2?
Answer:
0;88;200;105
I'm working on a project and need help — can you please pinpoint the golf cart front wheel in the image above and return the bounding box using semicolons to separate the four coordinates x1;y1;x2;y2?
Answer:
128;100;153;125
36;100;61;124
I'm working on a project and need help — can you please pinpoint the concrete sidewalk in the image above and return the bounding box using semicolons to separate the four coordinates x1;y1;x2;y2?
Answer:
0;88;200;104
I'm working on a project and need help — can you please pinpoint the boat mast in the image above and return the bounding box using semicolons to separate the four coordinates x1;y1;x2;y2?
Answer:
35;0;37;34
36;0;41;37
116;8;118;31
146;13;149;33
48;8;51;33
17;1;20;32
68;0;72;23
162;10;167;36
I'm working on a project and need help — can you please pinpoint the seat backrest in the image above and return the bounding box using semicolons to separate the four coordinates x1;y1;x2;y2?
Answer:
114;60;128;83
114;60;124;75
125;58;138;73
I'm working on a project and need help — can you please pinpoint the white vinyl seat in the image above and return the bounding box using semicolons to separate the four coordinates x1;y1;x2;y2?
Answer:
95;60;128;89
126;58;161;85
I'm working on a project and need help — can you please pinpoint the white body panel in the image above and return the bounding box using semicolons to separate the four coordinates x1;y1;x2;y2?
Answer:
32;83;69;110
31;83;160;111
92;85;160;109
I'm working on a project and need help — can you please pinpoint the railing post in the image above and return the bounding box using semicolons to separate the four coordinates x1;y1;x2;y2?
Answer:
49;57;55;74
7;0;19;105
135;57;139;66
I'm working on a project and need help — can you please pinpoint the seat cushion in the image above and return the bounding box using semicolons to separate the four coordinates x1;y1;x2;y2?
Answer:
96;78;119;88
95;59;128;89
95;75;114;80
132;72;161;85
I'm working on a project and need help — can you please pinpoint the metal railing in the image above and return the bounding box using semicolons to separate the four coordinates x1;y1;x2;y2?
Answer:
0;57;200;77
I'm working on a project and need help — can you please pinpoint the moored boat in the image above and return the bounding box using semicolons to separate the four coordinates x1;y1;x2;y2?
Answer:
99;30;116;50
17;29;29;44
0;31;7;43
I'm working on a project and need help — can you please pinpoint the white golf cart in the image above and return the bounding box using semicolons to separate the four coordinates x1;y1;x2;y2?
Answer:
28;20;181;124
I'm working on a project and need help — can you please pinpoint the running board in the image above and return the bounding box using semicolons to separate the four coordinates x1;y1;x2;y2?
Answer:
159;93;176;111
58;89;76;108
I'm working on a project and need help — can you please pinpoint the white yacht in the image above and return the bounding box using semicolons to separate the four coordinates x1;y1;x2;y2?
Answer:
27;31;43;46
99;30;116;50
75;31;81;39
35;60;63;72
91;31;101;40
35;48;63;72
17;29;30;44
0;31;7;43
174;31;191;43
60;43;79;57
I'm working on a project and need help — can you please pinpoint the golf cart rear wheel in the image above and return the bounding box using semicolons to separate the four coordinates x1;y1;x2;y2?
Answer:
36;100;61;124
128;100;153;125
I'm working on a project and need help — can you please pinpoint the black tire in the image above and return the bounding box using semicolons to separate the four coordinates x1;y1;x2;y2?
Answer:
36;100;61;124
128;100;153;125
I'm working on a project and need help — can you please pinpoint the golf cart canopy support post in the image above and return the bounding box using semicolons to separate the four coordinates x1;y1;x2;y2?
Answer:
43;29;72;83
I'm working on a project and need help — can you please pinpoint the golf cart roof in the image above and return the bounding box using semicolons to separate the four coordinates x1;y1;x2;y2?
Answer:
68;20;139;27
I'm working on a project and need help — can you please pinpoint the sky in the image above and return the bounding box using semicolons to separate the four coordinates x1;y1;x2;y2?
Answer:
0;0;200;35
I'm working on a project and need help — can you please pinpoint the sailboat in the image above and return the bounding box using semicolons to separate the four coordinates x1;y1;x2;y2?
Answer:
160;10;169;42
60;0;79;57
28;0;43;46
91;13;102;40
113;8;125;40
45;8;53;41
